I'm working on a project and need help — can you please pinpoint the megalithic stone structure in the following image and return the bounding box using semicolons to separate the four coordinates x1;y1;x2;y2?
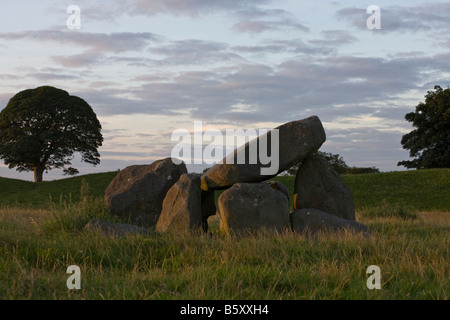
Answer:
200;115;326;191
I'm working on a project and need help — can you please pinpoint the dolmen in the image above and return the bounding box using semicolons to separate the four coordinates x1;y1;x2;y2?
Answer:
101;116;369;237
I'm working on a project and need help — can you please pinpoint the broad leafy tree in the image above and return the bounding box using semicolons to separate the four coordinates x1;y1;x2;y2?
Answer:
398;85;450;169
0;86;103;182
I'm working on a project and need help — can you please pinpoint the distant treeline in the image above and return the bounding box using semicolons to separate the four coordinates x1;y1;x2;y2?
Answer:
285;151;380;176
342;166;380;175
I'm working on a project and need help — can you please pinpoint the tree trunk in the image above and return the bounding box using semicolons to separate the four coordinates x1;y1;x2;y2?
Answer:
33;164;45;183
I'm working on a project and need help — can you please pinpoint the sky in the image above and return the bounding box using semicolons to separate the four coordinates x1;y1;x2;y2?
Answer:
0;0;449;181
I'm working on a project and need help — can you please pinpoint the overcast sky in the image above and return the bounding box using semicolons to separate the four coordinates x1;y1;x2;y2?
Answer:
1;0;449;181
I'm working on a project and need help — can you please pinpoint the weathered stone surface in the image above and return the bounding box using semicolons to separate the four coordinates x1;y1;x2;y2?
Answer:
201;116;326;191
264;180;290;202
84;219;150;237
217;182;290;235
291;208;370;236
294;154;355;220
105;158;187;227
156;173;203;233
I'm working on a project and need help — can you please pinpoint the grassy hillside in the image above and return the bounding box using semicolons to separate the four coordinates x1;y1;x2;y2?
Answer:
341;169;450;212
1;168;449;211
0;171;118;208
272;168;450;212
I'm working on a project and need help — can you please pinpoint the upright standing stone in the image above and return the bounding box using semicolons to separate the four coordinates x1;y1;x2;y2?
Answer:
105;158;187;227
217;182;291;235
201;116;326;191
294;154;355;220
156;173;203;234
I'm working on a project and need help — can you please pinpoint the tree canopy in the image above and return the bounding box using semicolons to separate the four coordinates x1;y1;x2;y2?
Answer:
398;85;450;169
0;86;103;182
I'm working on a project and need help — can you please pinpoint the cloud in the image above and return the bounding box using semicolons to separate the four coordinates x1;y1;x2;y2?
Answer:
123;0;273;17
2;30;446;126
26;72;80;81
337;3;450;32
232;30;357;58
231;15;309;34
135;133;156;138
3;32;241;69
232;20;272;34
0;74;20;80
94;50;446;127
0;67;84;97
149;39;245;65
233;38;335;56
52;50;105;67
71;88;188;117
88;81;119;89
131;74;170;82
323;127;411;171
119;0;308;34
438;39;450;48
308;30;358;46
0;30;177;70
0;30;160;53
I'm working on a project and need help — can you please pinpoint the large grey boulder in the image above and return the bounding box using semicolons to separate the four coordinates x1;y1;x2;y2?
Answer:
201;116;326;191
217;181;291;235
291;208;370;236
294;154;355;220
156;173;203;234
105;158;187;227
84;219;150;237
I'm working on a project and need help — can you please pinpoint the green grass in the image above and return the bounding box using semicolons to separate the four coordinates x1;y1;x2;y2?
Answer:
274;168;450;212
0;171;118;208
0;169;449;300
0;204;448;300
341;169;450;212
1;168;449;212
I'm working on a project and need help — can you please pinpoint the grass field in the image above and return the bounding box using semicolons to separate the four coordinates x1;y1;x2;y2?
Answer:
0;171;118;208
0;169;449;300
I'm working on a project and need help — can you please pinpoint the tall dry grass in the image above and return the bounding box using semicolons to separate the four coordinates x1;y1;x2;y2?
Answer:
1;193;448;300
